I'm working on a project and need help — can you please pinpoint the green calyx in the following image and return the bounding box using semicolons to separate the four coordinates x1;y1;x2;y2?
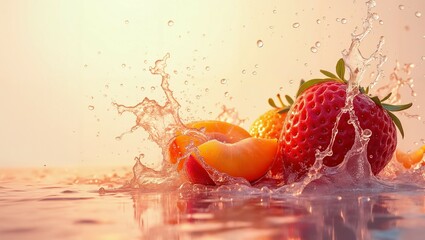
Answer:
297;58;413;138
268;94;293;114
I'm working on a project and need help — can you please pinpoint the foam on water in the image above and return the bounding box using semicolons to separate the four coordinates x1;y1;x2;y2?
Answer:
111;0;424;195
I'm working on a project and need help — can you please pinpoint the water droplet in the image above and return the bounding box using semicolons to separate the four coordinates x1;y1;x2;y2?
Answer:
422;56;425;61
415;11;422;18
289;80;294;84
224;92;229;97
379;20;384;25
124;20;129;24
141;87;145;91
184;80;189;85
315;41;321;48
205;66;210;71
115;136;122;141
99;187;106;195
252;71;257;75
292;22;300;28
168;20;174;26
372;13;380;20
310;47;318;53
336;18;341;22
151;86;155;91
205;88;209;92
399;5;405;10
337;196;342;200
257;40;264;48
88;105;95;111
341;18;347;24
363;129;372;138
84;64;88;68
105;84;109;89
242;69;246;74
273;9;277;14
369;155;373;159
316;19;321;24
220;78;227;84
255;64;259;68
121;64;126;68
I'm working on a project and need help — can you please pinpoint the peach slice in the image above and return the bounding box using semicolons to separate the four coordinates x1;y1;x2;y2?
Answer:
168;120;251;167
396;145;425;169
186;137;278;183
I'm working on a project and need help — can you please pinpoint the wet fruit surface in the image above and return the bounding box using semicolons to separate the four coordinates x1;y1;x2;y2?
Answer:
277;81;397;183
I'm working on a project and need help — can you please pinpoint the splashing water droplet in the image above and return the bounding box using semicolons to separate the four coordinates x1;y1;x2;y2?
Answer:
257;40;264;48
292;22;300;28
167;20;174;26
415;11;422;18
220;78;227;84
341;18;348;24
88;105;95;111
310;47;318;53
399;5;405;10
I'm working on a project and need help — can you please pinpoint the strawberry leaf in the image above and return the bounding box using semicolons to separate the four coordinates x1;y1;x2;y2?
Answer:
370;96;381;106
285;95;294;105
296;79;334;97
382;103;413;112
380;92;392;102
268;98;278;108
336;58;346;81
278;107;290;114
386;111;405;138
320;70;338;79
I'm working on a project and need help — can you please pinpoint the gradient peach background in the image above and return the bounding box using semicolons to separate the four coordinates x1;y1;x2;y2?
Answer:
0;0;424;167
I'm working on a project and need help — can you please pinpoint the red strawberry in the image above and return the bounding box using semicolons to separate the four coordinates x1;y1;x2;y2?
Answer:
276;59;412;183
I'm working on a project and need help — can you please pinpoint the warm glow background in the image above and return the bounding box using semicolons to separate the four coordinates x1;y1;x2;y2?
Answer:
0;0;424;167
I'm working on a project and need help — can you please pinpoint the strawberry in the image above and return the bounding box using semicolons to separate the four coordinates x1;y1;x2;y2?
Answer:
276;59;412;183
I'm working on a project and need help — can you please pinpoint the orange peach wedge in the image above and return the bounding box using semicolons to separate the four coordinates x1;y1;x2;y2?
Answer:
396;145;425;169
185;137;278;184
168;120;251;168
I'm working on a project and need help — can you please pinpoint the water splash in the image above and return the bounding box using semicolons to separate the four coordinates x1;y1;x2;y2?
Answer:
113;54;187;187
275;0;398;195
